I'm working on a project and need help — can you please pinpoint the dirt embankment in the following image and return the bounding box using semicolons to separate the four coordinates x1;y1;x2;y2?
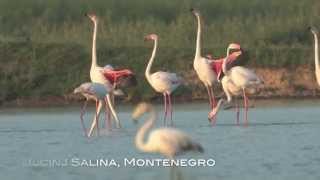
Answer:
2;66;320;107
255;66;319;98
184;65;320;99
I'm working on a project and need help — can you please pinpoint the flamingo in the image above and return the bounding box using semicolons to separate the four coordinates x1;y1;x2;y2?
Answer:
190;8;221;110
86;13;136;129
144;34;182;126
73;82;120;137
132;102;204;159
309;27;320;86
208;51;263;126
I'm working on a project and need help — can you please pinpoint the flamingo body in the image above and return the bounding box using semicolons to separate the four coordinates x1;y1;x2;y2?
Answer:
227;66;262;89
194;57;217;87
74;82;109;100
148;71;181;94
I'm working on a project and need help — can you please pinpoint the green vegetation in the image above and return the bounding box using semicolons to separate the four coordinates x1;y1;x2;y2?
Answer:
0;0;319;103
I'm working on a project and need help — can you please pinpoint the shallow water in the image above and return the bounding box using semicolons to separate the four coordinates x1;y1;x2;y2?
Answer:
0;99;320;180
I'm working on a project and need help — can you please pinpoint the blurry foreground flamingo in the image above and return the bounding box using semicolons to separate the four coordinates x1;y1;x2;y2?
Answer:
132;102;204;158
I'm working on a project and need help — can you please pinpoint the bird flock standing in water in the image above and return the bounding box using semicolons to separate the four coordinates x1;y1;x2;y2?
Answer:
73;9;320;157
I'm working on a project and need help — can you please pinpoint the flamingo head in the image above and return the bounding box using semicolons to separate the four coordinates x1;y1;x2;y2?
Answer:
85;13;98;23
190;8;200;16
228;43;241;51
309;26;318;35
132;102;153;123
144;34;158;41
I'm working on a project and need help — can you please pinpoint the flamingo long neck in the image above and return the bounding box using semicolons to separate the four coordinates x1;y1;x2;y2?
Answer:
212;99;225;115
135;108;156;153
91;20;98;69
145;39;157;82
106;94;121;128
222;57;229;76
226;47;231;56
313;33;320;73
194;15;202;60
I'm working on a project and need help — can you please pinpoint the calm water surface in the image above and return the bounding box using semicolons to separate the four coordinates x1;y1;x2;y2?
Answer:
0;99;320;180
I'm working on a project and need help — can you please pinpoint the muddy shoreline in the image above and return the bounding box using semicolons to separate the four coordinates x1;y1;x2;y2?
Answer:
1;66;320;108
1;94;320;108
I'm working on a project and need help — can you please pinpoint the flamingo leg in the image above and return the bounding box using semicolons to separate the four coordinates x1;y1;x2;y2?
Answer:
209;86;217;108
107;93;114;127
80;100;88;137
236;98;240;125
163;93;168;126
95;100;100;136
243;89;249;126
206;86;217;126
167;93;173;126
206;86;213;108
88;100;103;137
106;94;121;128
209;86;218;126
104;100;111;130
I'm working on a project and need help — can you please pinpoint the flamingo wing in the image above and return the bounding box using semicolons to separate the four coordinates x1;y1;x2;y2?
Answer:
101;68;134;84
150;71;182;92
229;66;262;87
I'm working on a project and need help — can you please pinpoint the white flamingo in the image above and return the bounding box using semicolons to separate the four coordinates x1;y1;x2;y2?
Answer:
86;13;137;130
310;27;320;86
86;13;117;130
144;34;182;126
73;82;120;137
132;102;204;158
209;51;262;126
191;8;219;109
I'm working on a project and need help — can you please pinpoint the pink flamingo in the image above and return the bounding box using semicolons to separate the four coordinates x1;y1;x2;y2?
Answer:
191;9;218;109
144;34;182;126
209;51;263;126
